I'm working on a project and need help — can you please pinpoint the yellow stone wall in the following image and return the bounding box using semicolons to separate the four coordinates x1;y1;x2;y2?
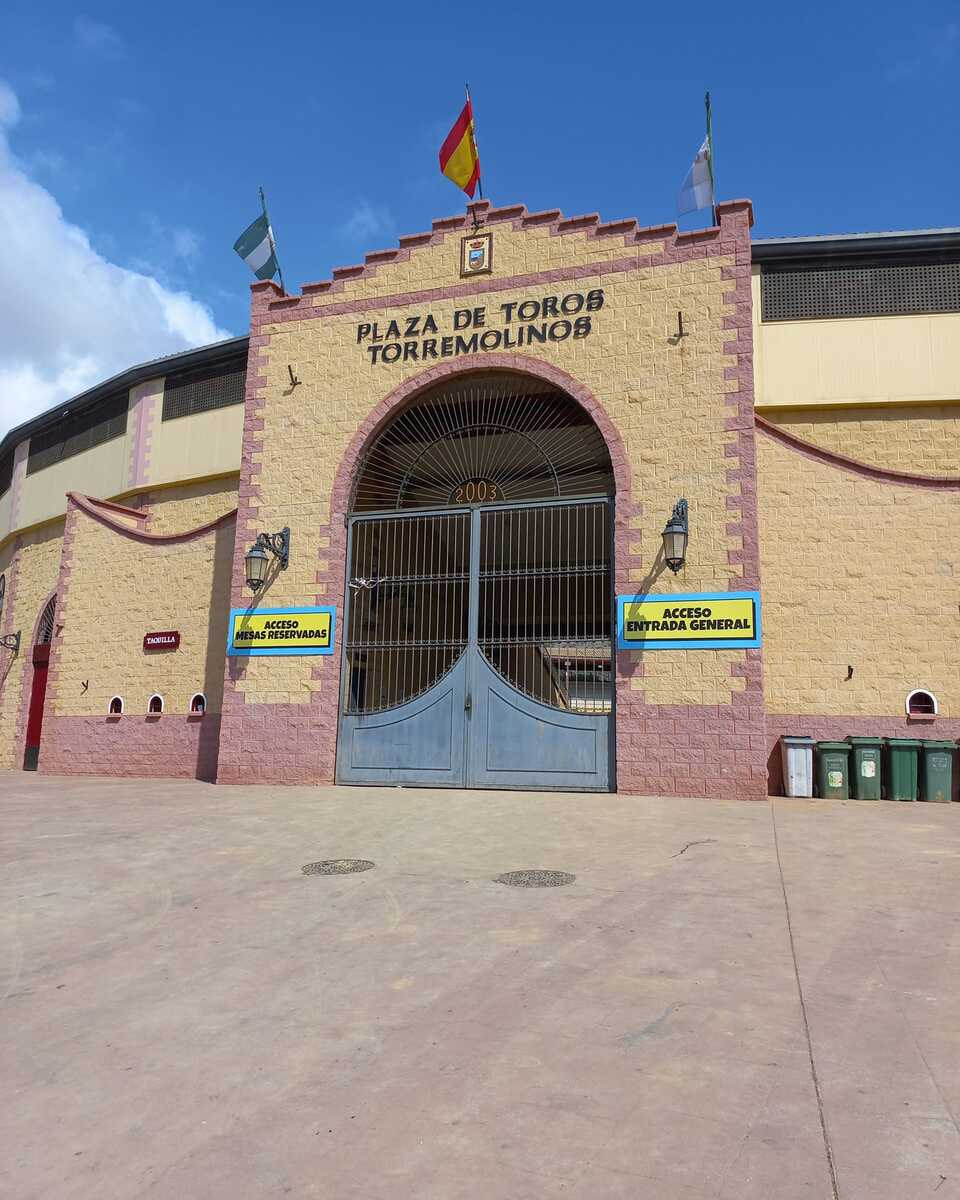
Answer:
758;431;960;715
52;504;235;718
138;476;239;535
236;216;749;709
0;523;64;769
762;405;960;476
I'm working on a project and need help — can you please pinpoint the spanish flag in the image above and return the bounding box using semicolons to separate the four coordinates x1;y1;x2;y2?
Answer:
439;95;481;198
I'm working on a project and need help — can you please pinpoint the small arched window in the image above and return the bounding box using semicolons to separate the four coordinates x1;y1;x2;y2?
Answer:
108;696;123;715
0;573;5;621
37;596;56;644
148;694;164;714
906;689;938;716
190;692;206;714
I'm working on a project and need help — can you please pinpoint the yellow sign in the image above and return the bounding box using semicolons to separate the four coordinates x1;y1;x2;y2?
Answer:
228;606;335;656
617;591;760;649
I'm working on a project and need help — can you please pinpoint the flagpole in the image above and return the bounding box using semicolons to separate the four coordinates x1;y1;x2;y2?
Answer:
705;91;717;226
465;83;484;230
259;185;285;293
465;84;483;201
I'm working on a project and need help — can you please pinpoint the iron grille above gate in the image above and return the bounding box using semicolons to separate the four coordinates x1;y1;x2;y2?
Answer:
351;372;613;512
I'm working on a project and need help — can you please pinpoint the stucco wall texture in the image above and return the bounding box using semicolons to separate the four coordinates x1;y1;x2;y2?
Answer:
763;404;960;475
215;199;765;797
757;428;960;717
35;494;235;780
2;199;958;798
0;524;63;770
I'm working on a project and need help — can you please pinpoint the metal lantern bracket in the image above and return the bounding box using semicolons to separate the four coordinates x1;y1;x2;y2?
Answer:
662;499;689;574
668;498;688;530
0;630;20;653
255;528;290;570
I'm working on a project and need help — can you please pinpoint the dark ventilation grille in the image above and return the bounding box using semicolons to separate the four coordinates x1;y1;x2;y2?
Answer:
27;394;128;476
0;448;13;497
161;359;247;421
761;262;960;321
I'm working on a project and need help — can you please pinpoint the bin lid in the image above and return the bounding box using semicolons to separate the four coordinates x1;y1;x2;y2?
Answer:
817;741;851;752
847;736;882;747
883;738;923;748
781;735;815;746
921;740;956;751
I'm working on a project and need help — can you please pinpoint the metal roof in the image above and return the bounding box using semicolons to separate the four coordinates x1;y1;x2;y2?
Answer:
3;223;958;462
0;335;249;460
754;227;960;245
752;227;960;265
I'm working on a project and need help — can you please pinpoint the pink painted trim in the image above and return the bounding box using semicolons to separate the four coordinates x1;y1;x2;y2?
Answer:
127;381;161;490
13;583;59;769
38;713;222;781
8;442;28;533
79;495;148;521
66;492;237;543
256;197;754;318
0;537;20;702
756;415;960;489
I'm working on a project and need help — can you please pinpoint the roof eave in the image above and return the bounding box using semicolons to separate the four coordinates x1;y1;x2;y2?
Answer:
0;335;250;459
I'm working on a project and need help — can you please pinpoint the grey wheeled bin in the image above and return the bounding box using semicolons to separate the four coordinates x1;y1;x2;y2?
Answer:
780;736;815;797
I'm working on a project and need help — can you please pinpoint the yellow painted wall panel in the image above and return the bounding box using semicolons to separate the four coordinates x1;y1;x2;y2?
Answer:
764;405;960;475
149;404;244;487
53;507;235;718
758;432;960;716
18;436;129;529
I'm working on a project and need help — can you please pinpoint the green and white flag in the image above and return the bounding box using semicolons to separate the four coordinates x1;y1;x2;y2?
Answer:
233;211;278;281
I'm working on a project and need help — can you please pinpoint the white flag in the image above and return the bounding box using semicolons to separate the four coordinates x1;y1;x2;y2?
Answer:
678;138;713;215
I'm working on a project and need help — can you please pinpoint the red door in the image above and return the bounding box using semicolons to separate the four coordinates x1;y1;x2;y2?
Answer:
23;643;50;770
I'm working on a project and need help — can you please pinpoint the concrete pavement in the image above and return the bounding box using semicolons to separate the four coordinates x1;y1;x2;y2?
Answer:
1;774;958;1198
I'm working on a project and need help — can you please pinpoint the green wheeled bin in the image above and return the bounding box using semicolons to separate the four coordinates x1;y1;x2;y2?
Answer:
920;741;955;803
816;741;851;799
847;736;882;800
884;738;921;801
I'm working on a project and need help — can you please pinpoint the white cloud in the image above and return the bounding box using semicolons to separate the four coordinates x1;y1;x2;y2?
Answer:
73;17;125;57
340;200;394;245
0;80;230;438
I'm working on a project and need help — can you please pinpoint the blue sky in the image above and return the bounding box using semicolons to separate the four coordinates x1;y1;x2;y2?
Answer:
0;1;957;432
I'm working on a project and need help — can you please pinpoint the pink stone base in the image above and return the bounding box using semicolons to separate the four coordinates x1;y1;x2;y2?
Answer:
38;715;222;782
765;713;960;800
215;700;337;785
617;697;769;801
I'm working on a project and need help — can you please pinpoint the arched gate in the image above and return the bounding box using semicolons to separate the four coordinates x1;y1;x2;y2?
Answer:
335;373;615;791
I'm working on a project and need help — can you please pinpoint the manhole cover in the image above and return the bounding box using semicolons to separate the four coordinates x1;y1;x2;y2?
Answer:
301;859;375;876
495;870;576;888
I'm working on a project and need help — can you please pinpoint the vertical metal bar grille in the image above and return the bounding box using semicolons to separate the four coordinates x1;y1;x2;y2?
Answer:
344;512;470;714
477;501;611;713
36;596;56;645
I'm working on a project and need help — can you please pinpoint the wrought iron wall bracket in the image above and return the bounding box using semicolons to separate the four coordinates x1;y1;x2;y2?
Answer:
255;528;290;570
0;631;21;653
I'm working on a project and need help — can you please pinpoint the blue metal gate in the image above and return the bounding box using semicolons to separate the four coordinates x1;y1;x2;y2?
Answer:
336;499;613;791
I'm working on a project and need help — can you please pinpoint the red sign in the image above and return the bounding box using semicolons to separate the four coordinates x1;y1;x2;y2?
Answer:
143;631;180;652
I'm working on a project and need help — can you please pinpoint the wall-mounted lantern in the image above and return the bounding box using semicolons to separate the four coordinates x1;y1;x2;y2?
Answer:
245;527;290;593
662;499;689;574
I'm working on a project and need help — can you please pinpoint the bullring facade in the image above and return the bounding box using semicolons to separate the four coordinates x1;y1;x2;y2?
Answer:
1;199;958;799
